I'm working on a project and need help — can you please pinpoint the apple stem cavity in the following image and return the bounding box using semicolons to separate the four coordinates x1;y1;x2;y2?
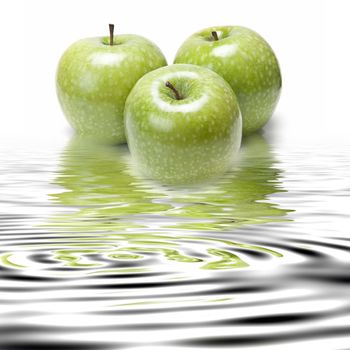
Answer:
165;81;182;100
211;31;219;41
109;23;115;46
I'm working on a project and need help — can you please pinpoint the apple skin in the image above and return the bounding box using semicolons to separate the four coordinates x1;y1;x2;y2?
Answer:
174;26;282;135
124;64;242;184
56;34;167;144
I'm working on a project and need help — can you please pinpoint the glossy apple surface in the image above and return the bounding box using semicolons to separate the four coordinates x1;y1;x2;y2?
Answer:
174;26;281;135
124;64;242;184
56;33;167;144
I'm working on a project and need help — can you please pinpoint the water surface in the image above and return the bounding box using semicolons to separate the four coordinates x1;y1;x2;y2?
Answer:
1;134;349;349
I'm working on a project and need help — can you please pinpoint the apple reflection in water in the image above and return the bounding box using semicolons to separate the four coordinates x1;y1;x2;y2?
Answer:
49;133;290;232
47;134;290;270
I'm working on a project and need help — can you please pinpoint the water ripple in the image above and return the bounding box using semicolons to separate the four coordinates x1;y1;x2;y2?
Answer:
1;135;350;349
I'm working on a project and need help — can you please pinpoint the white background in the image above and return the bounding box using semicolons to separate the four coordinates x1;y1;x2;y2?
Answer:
0;0;349;147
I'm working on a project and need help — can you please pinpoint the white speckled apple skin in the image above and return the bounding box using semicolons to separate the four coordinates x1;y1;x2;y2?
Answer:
56;35;167;144
174;26;282;135
125;64;242;184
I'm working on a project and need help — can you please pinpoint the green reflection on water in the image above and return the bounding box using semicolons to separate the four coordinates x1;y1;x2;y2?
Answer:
49;134;290;230
41;134;292;271
1;253;26;269
0;134;291;272
165;134;291;230
49;139;171;228
202;249;249;270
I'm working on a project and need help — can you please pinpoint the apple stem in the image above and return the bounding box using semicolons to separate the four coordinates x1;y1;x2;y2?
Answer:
109;24;114;46
211;31;219;41
165;81;182;100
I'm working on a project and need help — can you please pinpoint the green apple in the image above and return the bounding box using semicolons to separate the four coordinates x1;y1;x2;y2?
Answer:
56;24;167;144
124;64;242;184
174;26;282;135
